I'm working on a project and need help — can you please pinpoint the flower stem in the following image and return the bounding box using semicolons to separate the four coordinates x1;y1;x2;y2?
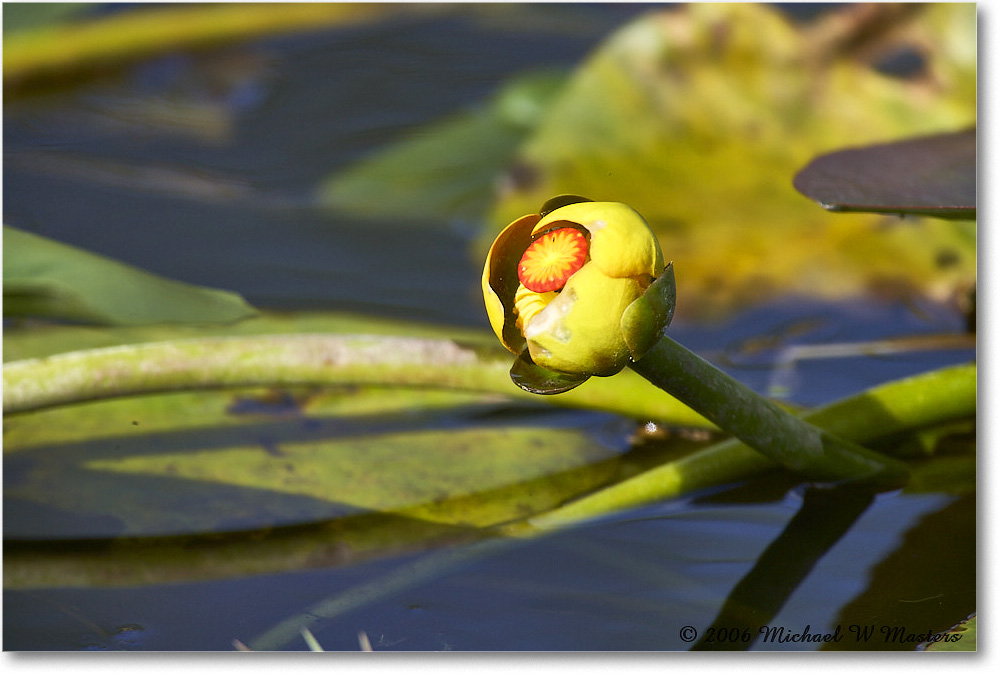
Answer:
630;336;909;485
2;334;712;428
520;362;972;530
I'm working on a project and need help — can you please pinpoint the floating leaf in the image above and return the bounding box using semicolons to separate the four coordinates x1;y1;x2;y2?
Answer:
6;370;677;584
2;385;496;456
793;129;976;219
3;508;483;589
3;225;257;325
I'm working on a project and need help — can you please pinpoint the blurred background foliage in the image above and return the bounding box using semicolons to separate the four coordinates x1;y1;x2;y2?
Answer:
4;2;976;325
321;2;976;319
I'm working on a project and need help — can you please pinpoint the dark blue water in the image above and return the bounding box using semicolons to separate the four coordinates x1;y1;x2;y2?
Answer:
2;4;975;651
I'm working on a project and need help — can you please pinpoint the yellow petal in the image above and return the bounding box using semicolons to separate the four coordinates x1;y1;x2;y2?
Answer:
513;284;558;333
524;263;643;376
483;281;509;347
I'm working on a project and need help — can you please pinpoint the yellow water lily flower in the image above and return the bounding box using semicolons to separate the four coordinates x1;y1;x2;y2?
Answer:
483;196;672;378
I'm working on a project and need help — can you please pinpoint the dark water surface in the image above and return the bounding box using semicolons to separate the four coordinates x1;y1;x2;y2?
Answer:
5;5;650;327
3;5;975;651
2;482;974;651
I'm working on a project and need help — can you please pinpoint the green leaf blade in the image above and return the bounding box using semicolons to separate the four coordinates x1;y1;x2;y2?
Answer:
3;225;257;325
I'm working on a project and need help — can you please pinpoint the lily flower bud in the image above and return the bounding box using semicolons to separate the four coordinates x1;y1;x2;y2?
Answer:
483;196;674;388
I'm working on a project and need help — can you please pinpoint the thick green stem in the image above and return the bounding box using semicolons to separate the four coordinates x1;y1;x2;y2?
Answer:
630;336;909;484
2;334;712;428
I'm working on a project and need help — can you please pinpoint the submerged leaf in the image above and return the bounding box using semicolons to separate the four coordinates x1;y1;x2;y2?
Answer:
3;225;257;325
793;129;976;219
4;386;624;539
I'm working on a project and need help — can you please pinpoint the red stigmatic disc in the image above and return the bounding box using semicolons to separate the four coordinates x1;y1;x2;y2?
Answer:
517;227;589;293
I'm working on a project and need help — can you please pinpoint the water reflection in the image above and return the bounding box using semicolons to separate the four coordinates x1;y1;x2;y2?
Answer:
6;475;963;650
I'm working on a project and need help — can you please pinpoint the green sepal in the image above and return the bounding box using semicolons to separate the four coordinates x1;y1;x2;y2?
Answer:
621;262;676;361
510;349;590;395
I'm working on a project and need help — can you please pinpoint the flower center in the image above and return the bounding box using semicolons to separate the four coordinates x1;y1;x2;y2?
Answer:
517;227;588;293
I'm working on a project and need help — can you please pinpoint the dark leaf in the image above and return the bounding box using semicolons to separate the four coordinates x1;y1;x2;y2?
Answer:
793;128;976;220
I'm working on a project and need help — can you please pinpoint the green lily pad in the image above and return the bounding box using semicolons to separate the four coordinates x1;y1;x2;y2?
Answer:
3;507;483;589
2;384;497;455
3;225;257;325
